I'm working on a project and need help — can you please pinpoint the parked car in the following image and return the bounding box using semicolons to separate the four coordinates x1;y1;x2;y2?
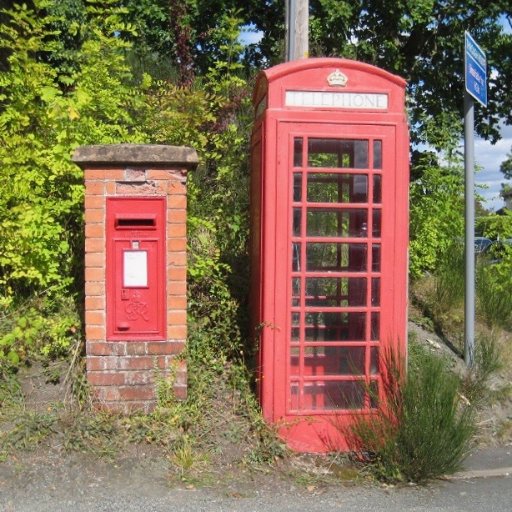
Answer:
474;236;493;254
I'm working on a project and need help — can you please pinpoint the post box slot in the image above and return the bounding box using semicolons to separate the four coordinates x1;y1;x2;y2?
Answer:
115;215;156;229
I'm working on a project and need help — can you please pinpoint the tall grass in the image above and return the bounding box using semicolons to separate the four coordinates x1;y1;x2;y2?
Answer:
347;345;475;482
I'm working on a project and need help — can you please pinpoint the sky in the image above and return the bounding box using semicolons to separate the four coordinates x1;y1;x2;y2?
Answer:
474;123;511;211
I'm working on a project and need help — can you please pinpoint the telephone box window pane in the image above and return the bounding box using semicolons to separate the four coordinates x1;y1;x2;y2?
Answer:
303;381;365;410
294;138;303;167
305;277;366;307
307;209;368;238
373;140;382;169
373;175;382;203
292;243;301;271
302;346;365;376
370;380;379;409
371;312;380;341
291;327;300;341
293;173;302;201
290;382;300;410
305;312;366;341
371;278;380;306
292;278;301;306
370;347;379;375
293;208;302;236
372;244;381;272
373;209;381;237
308;139;369;168
307;243;367;271
290;347;300;376
307;174;368;203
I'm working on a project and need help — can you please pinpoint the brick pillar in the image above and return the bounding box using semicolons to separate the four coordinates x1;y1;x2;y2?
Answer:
73;144;198;413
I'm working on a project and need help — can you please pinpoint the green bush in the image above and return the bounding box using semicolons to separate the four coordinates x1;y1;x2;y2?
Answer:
348;345;475;482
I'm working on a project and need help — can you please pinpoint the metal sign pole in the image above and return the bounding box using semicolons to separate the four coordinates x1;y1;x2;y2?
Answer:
464;91;475;368
463;32;487;368
285;0;309;61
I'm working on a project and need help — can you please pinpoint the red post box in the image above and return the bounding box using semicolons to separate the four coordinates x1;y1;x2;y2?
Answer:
106;197;166;340
250;58;409;452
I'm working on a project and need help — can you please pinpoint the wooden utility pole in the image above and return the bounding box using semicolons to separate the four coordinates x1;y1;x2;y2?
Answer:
286;0;309;61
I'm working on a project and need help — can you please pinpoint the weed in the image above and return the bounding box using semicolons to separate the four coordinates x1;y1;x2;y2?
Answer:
346;346;475;483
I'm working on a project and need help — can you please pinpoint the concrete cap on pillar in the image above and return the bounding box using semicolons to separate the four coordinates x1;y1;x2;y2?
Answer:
72;144;199;170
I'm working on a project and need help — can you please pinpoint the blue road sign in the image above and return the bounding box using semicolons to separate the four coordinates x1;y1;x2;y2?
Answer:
465;32;487;107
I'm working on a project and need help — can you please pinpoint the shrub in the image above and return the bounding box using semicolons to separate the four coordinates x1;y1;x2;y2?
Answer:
348;345;475;482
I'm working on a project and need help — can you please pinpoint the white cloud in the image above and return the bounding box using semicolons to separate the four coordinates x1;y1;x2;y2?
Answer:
474;122;512;211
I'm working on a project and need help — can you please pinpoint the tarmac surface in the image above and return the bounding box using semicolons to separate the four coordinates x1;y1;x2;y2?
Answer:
1;445;511;512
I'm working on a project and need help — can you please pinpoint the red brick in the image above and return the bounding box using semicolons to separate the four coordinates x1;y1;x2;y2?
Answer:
116;182;156;195
168;224;186;237
168;266;186;281
125;169;146;181
168;281;187;295
85;296;105;311
85;310;105;325
145;170;171;180
85;237;105;252
86;182;105;195
84;209;104;223
85;195;105;210
167;296;187;310
85;267;104;282
88;371;125;386
147;341;184;355
168;252;187;266
168;180;186;193
85;281;105;296
94;386;121;401
168;237;187;252
125;343;148;356
168;209;187;223
167;310;187;325
85;252;104;268
86;325;106;341
104;169;125;180
173;386;187;400
168;194;186;209
118;386;155;401
85;223;104;238
88;342;126;356
168;325;187;339
123;371;153;385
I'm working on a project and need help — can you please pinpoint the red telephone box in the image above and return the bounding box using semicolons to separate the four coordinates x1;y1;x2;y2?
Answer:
106;197;166;340
250;58;409;452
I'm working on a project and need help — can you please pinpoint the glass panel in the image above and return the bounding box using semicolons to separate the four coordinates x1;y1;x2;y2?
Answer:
293;173;302;202
293;208;301;236
294;138;303;167
373;140;382;169
290;382;300;410
370;347;379;375
307;173;368;203
370;380;379;408
303;381;365;410
305;277;366;307
305;312;366;341
371;312;380;341
292;243;301;271
373;175;382;203
306;243;367;272
292;312;300;325
307;208;368;238
373;209;381;237
302;346;365;376
308;139;369;168
372;244;381;272
292;278;301;307
290;347;300;376
371;278;380;306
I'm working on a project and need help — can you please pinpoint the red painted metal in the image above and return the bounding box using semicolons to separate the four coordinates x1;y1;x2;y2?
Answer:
250;58;409;452
106;197;166;340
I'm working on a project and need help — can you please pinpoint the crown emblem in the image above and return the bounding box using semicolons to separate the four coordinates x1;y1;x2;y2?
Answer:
327;69;348;87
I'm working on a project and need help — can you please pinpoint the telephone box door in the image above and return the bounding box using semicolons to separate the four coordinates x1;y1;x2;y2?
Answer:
269;122;407;451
